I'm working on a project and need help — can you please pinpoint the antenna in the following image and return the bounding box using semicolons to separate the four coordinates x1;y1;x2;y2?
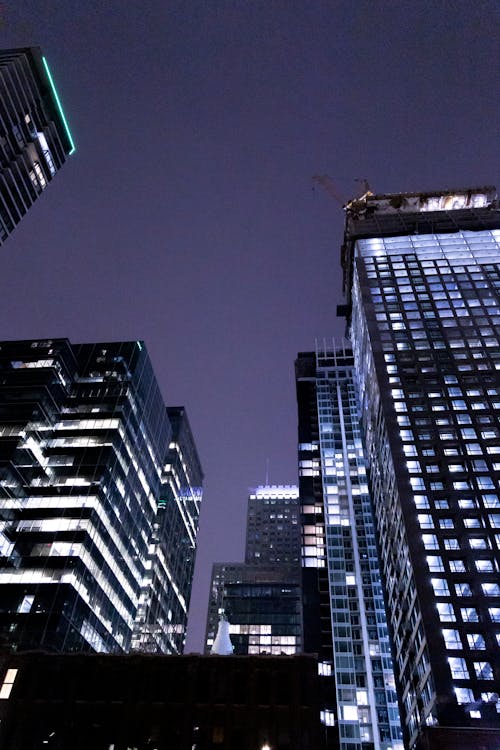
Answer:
265;458;270;487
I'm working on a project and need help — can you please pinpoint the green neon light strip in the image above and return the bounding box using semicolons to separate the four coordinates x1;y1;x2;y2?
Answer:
42;57;76;155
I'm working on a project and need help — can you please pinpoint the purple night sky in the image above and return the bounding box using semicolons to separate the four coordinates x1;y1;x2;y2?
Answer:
2;1;498;651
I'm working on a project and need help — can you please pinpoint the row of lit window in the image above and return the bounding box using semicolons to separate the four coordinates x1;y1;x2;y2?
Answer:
431;579;500;598
437;602;500;622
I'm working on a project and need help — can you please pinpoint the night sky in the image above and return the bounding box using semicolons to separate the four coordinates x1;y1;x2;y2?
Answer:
2;1;498;651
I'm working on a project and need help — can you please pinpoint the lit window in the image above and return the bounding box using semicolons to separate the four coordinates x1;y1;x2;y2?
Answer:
437;603;455;622
449;560;466;572
464;518;482;528
482;583;500;597
476;560;495;572
470;538;489;550
456;583;473;597
418;514;434;529
489;608;500;622
427;556;444;571
0;669;18;699
473;661;494;680
448;657;469;679
440;518;454;529
422;534;439;550
455;687;475;704
467;633;486;650
461;607;479;623
431;578;450;597
443;629;462;649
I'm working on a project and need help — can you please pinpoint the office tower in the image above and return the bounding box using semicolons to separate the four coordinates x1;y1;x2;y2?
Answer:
245;484;301;565
0;338;202;655
0;48;75;244
131;407;203;653
205;485;302;655
342;187;500;747
296;346;403;750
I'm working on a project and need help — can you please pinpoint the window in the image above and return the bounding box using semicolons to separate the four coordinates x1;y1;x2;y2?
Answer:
444;538;460;550
450;560;466;572
455;687;474;704
448;657;469;679
437;603;455;622
482;583;500;597
427;556;444;571
455;583;473;597
418;514;434;529
431;579;450;596
422;534;439;550
443;629;462;649
461;607;479;623
489;608;500;622
0;669;18;700
473;662;494;680
467;633;486;650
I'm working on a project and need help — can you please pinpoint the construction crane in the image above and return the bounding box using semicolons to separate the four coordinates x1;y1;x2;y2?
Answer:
312;174;346;205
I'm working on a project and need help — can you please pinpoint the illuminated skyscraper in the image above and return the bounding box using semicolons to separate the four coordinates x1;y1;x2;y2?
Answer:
0;47;75;244
0;338;202;654
342;187;500;748
205;485;302;655
296;346;403;749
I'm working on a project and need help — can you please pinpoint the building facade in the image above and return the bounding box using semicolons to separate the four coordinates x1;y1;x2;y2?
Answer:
0;48;75;244
0;338;202;655
205;485;302;656
0;651;328;750
296;345;403;749
343;187;500;747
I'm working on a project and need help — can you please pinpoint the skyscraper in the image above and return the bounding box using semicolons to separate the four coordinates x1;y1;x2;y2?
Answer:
205;485;302;655
0;47;75;244
341;187;500;747
296;345;403;749
0;338;202;655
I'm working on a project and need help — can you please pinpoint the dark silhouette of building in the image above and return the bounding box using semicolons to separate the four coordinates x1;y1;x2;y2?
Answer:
340;187;500;747
0;338;202;654
0;650;328;750
0;48;75;244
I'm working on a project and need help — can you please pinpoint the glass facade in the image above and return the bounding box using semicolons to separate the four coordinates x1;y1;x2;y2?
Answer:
0;338;202;654
0;48;74;245
296;347;403;750
344;188;500;747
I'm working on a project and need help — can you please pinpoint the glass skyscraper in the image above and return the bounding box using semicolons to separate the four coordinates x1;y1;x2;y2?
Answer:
296;346;403;750
0;47;75;244
342;187;500;747
0;338;202;655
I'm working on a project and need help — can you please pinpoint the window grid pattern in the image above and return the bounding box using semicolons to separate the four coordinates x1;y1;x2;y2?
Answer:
351;229;500;744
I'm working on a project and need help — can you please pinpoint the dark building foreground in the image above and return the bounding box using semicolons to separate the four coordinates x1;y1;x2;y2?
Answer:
0;651;328;750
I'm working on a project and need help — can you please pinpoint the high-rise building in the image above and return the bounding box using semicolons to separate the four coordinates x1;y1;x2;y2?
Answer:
0;48;75;244
296;345;403;749
245;484;301;565
341;187;500;747
205;485;302;655
0;338;202;655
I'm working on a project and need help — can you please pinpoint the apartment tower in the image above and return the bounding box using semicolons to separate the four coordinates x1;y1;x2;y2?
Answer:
343;187;500;748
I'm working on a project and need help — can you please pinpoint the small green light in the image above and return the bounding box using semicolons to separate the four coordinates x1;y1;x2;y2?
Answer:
42;56;76;155
137;341;143;351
